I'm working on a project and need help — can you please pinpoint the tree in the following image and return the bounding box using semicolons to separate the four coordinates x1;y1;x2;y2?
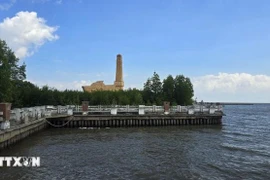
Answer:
142;78;153;103
150;72;162;97
131;89;143;105
142;72;163;105
0;40;26;102
151;72;162;105
174;75;194;105
163;75;175;103
11;80;40;107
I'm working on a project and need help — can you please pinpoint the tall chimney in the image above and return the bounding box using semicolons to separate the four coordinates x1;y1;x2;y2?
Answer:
114;54;124;89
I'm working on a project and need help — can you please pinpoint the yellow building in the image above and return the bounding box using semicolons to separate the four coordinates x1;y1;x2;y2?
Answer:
82;54;124;92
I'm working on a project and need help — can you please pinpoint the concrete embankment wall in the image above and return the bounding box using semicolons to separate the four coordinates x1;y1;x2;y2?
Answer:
0;118;48;150
47;114;223;128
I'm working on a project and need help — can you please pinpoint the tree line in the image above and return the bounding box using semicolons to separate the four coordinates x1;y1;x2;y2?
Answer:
0;39;194;108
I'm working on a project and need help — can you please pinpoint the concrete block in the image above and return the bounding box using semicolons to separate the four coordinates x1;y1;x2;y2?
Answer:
12;109;21;122
111;108;117;115
45;111;52;117
177;105;181;112
67;109;73;115
57;106;62;114
23;112;29;123
152;105;156;112
1;121;10;130
126;105;129;112
209;108;215;114
188;109;194;115
139;105;145;115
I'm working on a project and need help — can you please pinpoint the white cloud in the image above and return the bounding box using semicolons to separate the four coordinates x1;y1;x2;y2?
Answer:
0;11;59;59
192;73;270;102
0;0;16;10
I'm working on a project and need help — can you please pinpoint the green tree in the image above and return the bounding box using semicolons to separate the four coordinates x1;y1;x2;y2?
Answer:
142;72;163;105
0;40;26;102
142;78;153;103
151;72;162;96
12;80;40;107
174;75;194;105
118;94;130;105
163;75;175;103
131;90;143;105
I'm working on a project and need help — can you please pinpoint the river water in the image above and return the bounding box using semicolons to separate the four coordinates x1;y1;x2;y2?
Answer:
0;105;270;180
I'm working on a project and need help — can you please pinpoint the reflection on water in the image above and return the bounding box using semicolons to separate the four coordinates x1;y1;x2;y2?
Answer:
0;105;270;180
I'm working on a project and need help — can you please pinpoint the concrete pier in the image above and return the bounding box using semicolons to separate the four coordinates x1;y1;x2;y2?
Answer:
0;103;224;150
46;114;223;128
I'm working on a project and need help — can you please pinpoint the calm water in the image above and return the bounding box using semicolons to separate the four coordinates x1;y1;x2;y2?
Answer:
0;105;270;180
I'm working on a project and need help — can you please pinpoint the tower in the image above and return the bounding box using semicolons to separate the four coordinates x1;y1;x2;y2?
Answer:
114;54;124;89
82;54;124;92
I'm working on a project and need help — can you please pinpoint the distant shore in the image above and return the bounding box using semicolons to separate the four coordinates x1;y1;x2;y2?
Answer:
206;102;270;105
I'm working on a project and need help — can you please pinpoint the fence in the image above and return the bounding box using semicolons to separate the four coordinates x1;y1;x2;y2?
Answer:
6;104;223;124
70;104;223;115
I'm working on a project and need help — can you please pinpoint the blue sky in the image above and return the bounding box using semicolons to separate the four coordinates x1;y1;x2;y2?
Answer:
1;0;270;102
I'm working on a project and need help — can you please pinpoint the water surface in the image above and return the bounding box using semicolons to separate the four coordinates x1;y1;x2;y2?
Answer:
0;105;270;180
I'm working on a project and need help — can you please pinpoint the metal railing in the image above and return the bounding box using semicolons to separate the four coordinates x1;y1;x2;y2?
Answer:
7;104;223;125
71;104;223;114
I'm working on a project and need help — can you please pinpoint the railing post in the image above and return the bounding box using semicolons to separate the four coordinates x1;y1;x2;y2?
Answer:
40;106;44;117
163;101;170;115
188;107;194;114
139;105;145;115
198;104;202;113
177;105;181;112
152;105;156;112
23;108;29;123
0;103;11;130
67;108;73;115
57;105;61;114
209;106;215;114
82;101;89;115
111;106;117;115
127;105;129;112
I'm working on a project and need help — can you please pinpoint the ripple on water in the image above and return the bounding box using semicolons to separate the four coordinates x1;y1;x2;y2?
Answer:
0;105;270;180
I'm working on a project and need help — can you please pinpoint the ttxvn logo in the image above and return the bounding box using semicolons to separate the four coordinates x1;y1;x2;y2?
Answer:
0;157;40;167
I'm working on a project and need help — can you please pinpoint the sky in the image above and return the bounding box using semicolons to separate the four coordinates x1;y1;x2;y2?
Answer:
0;0;270;103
